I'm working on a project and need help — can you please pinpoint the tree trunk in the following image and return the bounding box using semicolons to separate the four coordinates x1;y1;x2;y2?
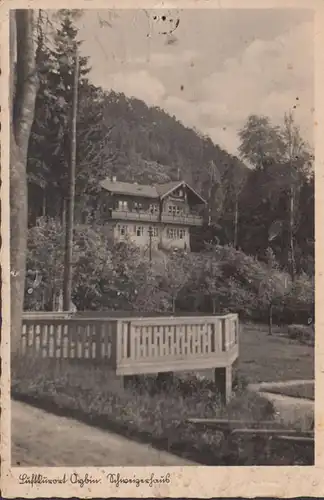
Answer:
233;195;239;249
289;185;296;282
61;197;66;226
10;10;38;353
42;188;46;216
268;303;273;336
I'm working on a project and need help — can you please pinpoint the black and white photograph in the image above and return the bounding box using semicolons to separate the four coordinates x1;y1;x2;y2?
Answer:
1;1;321;496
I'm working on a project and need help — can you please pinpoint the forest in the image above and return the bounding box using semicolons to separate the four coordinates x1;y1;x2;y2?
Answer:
10;11;315;347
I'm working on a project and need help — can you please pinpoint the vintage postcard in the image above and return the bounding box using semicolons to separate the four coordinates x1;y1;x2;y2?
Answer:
1;0;323;497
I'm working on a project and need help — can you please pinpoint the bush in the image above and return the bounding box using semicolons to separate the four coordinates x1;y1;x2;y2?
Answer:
287;324;314;345
25;222;314;327
25;218;165;313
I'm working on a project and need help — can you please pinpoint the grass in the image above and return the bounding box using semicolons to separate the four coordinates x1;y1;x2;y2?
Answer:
236;322;314;383
11;322;314;465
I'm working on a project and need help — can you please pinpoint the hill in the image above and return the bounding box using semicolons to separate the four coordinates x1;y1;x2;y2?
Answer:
94;91;248;191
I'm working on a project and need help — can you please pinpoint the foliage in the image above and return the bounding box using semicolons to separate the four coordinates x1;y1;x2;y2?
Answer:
25;218;170;312
238;114;285;169
27;12;92;221
158;250;193;312
25;218;65;310
236;112;314;276
287;324;314;345
25;220;314;328
285;273;314;312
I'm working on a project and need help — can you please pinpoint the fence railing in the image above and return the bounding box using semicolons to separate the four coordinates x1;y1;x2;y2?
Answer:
110;210;159;222
116;313;239;375
21;313;239;376
21;316;118;368
161;213;203;226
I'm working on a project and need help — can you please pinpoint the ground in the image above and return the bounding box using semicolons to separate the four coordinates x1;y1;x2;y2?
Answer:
11;401;196;466
237;323;314;383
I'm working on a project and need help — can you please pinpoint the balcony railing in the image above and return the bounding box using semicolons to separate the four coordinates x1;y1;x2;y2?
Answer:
110;210;159;222
161;213;203;226
109;209;204;226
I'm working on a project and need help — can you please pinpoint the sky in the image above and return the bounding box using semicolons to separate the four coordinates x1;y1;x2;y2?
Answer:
77;8;314;156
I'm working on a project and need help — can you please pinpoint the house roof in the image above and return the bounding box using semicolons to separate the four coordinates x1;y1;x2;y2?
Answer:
100;179;206;204
100;179;158;198
157;181;206;204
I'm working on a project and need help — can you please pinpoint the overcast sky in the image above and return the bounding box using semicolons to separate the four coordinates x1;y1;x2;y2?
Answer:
77;9;314;156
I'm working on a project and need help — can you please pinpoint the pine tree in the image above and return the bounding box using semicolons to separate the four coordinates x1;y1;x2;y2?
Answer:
27;13;91;224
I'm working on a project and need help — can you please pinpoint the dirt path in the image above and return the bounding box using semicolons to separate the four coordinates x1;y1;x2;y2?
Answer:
11;401;197;466
248;381;314;429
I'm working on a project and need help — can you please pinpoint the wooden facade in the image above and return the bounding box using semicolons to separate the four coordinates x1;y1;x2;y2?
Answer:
99;179;206;251
21;312;239;402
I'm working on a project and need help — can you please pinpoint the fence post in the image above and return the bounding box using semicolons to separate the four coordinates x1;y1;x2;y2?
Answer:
95;323;102;363
110;320;119;370
214;365;232;405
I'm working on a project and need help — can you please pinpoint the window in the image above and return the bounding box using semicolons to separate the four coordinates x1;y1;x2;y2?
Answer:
167;228;186;239
149;204;158;214
118;200;128;211
117;224;127;236
168;204;182;216
136;226;144;237
149;226;159;237
167;228;176;239
134;202;143;210
179;228;185;239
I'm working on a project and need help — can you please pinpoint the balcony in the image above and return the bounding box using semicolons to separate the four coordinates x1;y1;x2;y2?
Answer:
108;209;204;226
110;209;159;222
161;213;203;226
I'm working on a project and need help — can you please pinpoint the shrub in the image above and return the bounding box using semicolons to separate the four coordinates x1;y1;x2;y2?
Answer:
287;324;314;345
25;222;314;327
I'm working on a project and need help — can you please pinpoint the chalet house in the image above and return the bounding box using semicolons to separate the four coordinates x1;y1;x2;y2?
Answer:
99;177;206;251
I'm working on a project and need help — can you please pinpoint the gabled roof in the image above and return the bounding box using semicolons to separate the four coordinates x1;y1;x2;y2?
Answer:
100;178;206;204
157;180;206;204
155;181;183;197
100;179;158;198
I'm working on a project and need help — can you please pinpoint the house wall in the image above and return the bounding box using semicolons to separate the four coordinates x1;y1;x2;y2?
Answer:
106;193;159;213
108;221;190;251
112;221;160;248
160;225;190;251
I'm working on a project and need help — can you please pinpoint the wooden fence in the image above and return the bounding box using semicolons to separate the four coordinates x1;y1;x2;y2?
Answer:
116;314;239;375
21;312;239;378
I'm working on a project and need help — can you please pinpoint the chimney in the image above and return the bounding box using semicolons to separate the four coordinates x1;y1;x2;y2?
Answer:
112;176;117;183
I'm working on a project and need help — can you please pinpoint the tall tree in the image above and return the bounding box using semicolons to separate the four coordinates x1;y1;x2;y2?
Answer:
238;114;285;169
219;157;247;248
202;160;224;227
27;13;91;224
280;111;312;281
237;112;313;273
10;10;38;353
